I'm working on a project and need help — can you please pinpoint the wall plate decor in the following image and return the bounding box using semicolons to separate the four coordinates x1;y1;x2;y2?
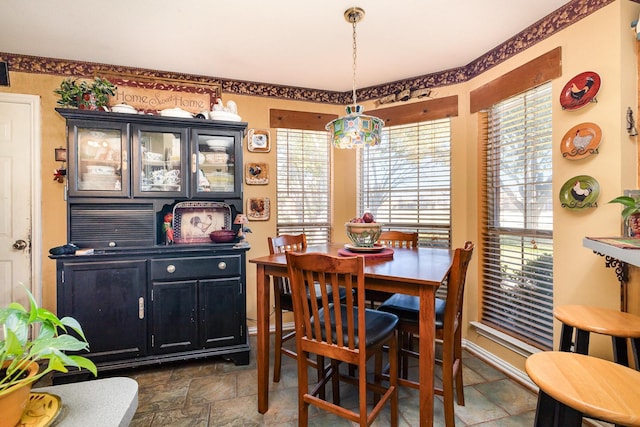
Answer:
247;197;270;220
247;129;271;152
560;122;602;160
559;175;600;210
560;71;601;111
245;162;269;185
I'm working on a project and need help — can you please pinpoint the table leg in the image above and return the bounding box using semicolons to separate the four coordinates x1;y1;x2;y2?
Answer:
418;286;435;427
257;264;270;414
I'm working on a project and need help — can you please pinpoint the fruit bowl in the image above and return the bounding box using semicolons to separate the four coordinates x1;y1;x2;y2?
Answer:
209;229;237;243
345;222;382;248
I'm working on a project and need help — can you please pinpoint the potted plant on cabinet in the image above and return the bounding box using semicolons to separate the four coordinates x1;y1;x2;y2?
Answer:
0;287;97;426
609;194;640;237
54;77;116;110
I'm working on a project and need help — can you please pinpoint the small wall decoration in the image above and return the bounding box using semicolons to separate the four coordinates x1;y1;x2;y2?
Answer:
560;122;601;160
245;162;269;185
559;175;600;210
559;71;601;111
247;197;270;221
247;129;271;152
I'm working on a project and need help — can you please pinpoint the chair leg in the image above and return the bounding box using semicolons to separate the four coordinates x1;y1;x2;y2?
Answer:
442;340;456;427
612;336;630;366
632;338;640;369
454;328;465;406
400;331;410;379
389;334;399;427
273;291;284;383
317;355;326;400
331;359;340;405
298;351;310;427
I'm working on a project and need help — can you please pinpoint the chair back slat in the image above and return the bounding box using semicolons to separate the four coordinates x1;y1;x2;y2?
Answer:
443;241;474;334
378;231;419;248
287;252;364;356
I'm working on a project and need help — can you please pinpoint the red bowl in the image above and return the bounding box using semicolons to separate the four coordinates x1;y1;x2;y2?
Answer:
210;229;236;243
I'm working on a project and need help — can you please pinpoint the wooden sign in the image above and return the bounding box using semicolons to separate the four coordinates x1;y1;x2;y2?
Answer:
96;70;222;114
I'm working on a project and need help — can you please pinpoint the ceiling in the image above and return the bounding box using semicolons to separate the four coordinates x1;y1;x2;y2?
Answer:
1;0;570;92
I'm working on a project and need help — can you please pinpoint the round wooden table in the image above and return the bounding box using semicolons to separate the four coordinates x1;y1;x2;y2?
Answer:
526;351;640;427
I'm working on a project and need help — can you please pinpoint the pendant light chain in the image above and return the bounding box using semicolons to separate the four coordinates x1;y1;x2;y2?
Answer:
351;17;358;106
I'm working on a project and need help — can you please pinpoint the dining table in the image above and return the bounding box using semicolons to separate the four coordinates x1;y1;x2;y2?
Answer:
249;242;453;427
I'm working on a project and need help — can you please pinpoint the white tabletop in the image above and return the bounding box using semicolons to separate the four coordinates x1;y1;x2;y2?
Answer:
34;377;138;426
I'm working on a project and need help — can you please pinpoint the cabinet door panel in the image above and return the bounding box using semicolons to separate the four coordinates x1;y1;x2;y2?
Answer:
66;120;129;198
58;260;147;363
151;280;198;353
199;277;243;348
132;125;188;198
191;128;243;198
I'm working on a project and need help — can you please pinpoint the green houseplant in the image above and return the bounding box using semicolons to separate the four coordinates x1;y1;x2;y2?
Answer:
54;77;116;109
609;195;640;236
0;287;97;425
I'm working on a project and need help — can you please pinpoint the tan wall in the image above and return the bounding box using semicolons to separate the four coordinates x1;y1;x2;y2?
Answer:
2;0;639;370
461;0;640;370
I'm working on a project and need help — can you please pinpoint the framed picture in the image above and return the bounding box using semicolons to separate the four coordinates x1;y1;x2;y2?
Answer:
248;129;271;152
55;147;67;162
245;162;269;185
247;197;270;221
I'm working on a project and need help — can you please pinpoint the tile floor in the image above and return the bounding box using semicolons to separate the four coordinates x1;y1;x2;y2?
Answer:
47;334;603;426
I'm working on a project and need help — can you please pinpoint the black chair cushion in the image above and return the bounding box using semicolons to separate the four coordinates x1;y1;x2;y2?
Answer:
377;294;445;329
280;282;348;312
311;304;398;348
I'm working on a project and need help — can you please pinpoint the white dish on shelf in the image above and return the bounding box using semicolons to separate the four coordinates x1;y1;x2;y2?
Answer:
209;111;241;122
111;103;137;114
205;139;232;149
86;165;115;175
159;108;194;118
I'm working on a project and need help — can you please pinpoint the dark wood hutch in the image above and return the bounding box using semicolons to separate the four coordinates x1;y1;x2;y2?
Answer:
51;108;250;380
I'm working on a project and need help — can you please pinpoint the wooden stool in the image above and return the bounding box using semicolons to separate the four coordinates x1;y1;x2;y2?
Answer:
526;351;640;427
554;305;640;368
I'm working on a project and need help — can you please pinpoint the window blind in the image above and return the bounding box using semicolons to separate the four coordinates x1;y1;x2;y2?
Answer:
276;129;331;245
358;119;451;248
482;82;554;350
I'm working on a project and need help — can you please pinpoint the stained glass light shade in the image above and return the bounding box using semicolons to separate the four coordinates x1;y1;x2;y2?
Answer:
326;105;384;149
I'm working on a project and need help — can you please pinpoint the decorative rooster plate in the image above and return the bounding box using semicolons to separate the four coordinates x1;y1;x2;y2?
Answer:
559;175;600;210
560;122;602;160
560;71;601;111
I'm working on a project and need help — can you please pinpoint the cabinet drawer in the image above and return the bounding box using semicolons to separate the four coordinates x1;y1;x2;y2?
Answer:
151;255;241;280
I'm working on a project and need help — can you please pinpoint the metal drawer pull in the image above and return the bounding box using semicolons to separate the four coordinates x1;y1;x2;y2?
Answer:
166;264;176;273
218;261;227;270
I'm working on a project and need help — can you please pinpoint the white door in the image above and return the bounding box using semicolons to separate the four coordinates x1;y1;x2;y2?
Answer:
0;93;41;308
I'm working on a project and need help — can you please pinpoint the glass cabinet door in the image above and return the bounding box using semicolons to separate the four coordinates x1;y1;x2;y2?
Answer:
133;126;187;197
192;130;240;197
68;122;128;197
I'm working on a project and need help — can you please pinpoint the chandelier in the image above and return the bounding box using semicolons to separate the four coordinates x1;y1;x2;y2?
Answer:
326;7;384;149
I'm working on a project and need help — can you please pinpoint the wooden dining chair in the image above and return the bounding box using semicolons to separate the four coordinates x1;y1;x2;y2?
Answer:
268;234;348;383
377;230;419;248
365;231;419;307
377;241;474;427
286;251;399;427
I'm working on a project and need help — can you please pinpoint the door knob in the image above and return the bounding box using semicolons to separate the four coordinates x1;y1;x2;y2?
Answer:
13;239;28;250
